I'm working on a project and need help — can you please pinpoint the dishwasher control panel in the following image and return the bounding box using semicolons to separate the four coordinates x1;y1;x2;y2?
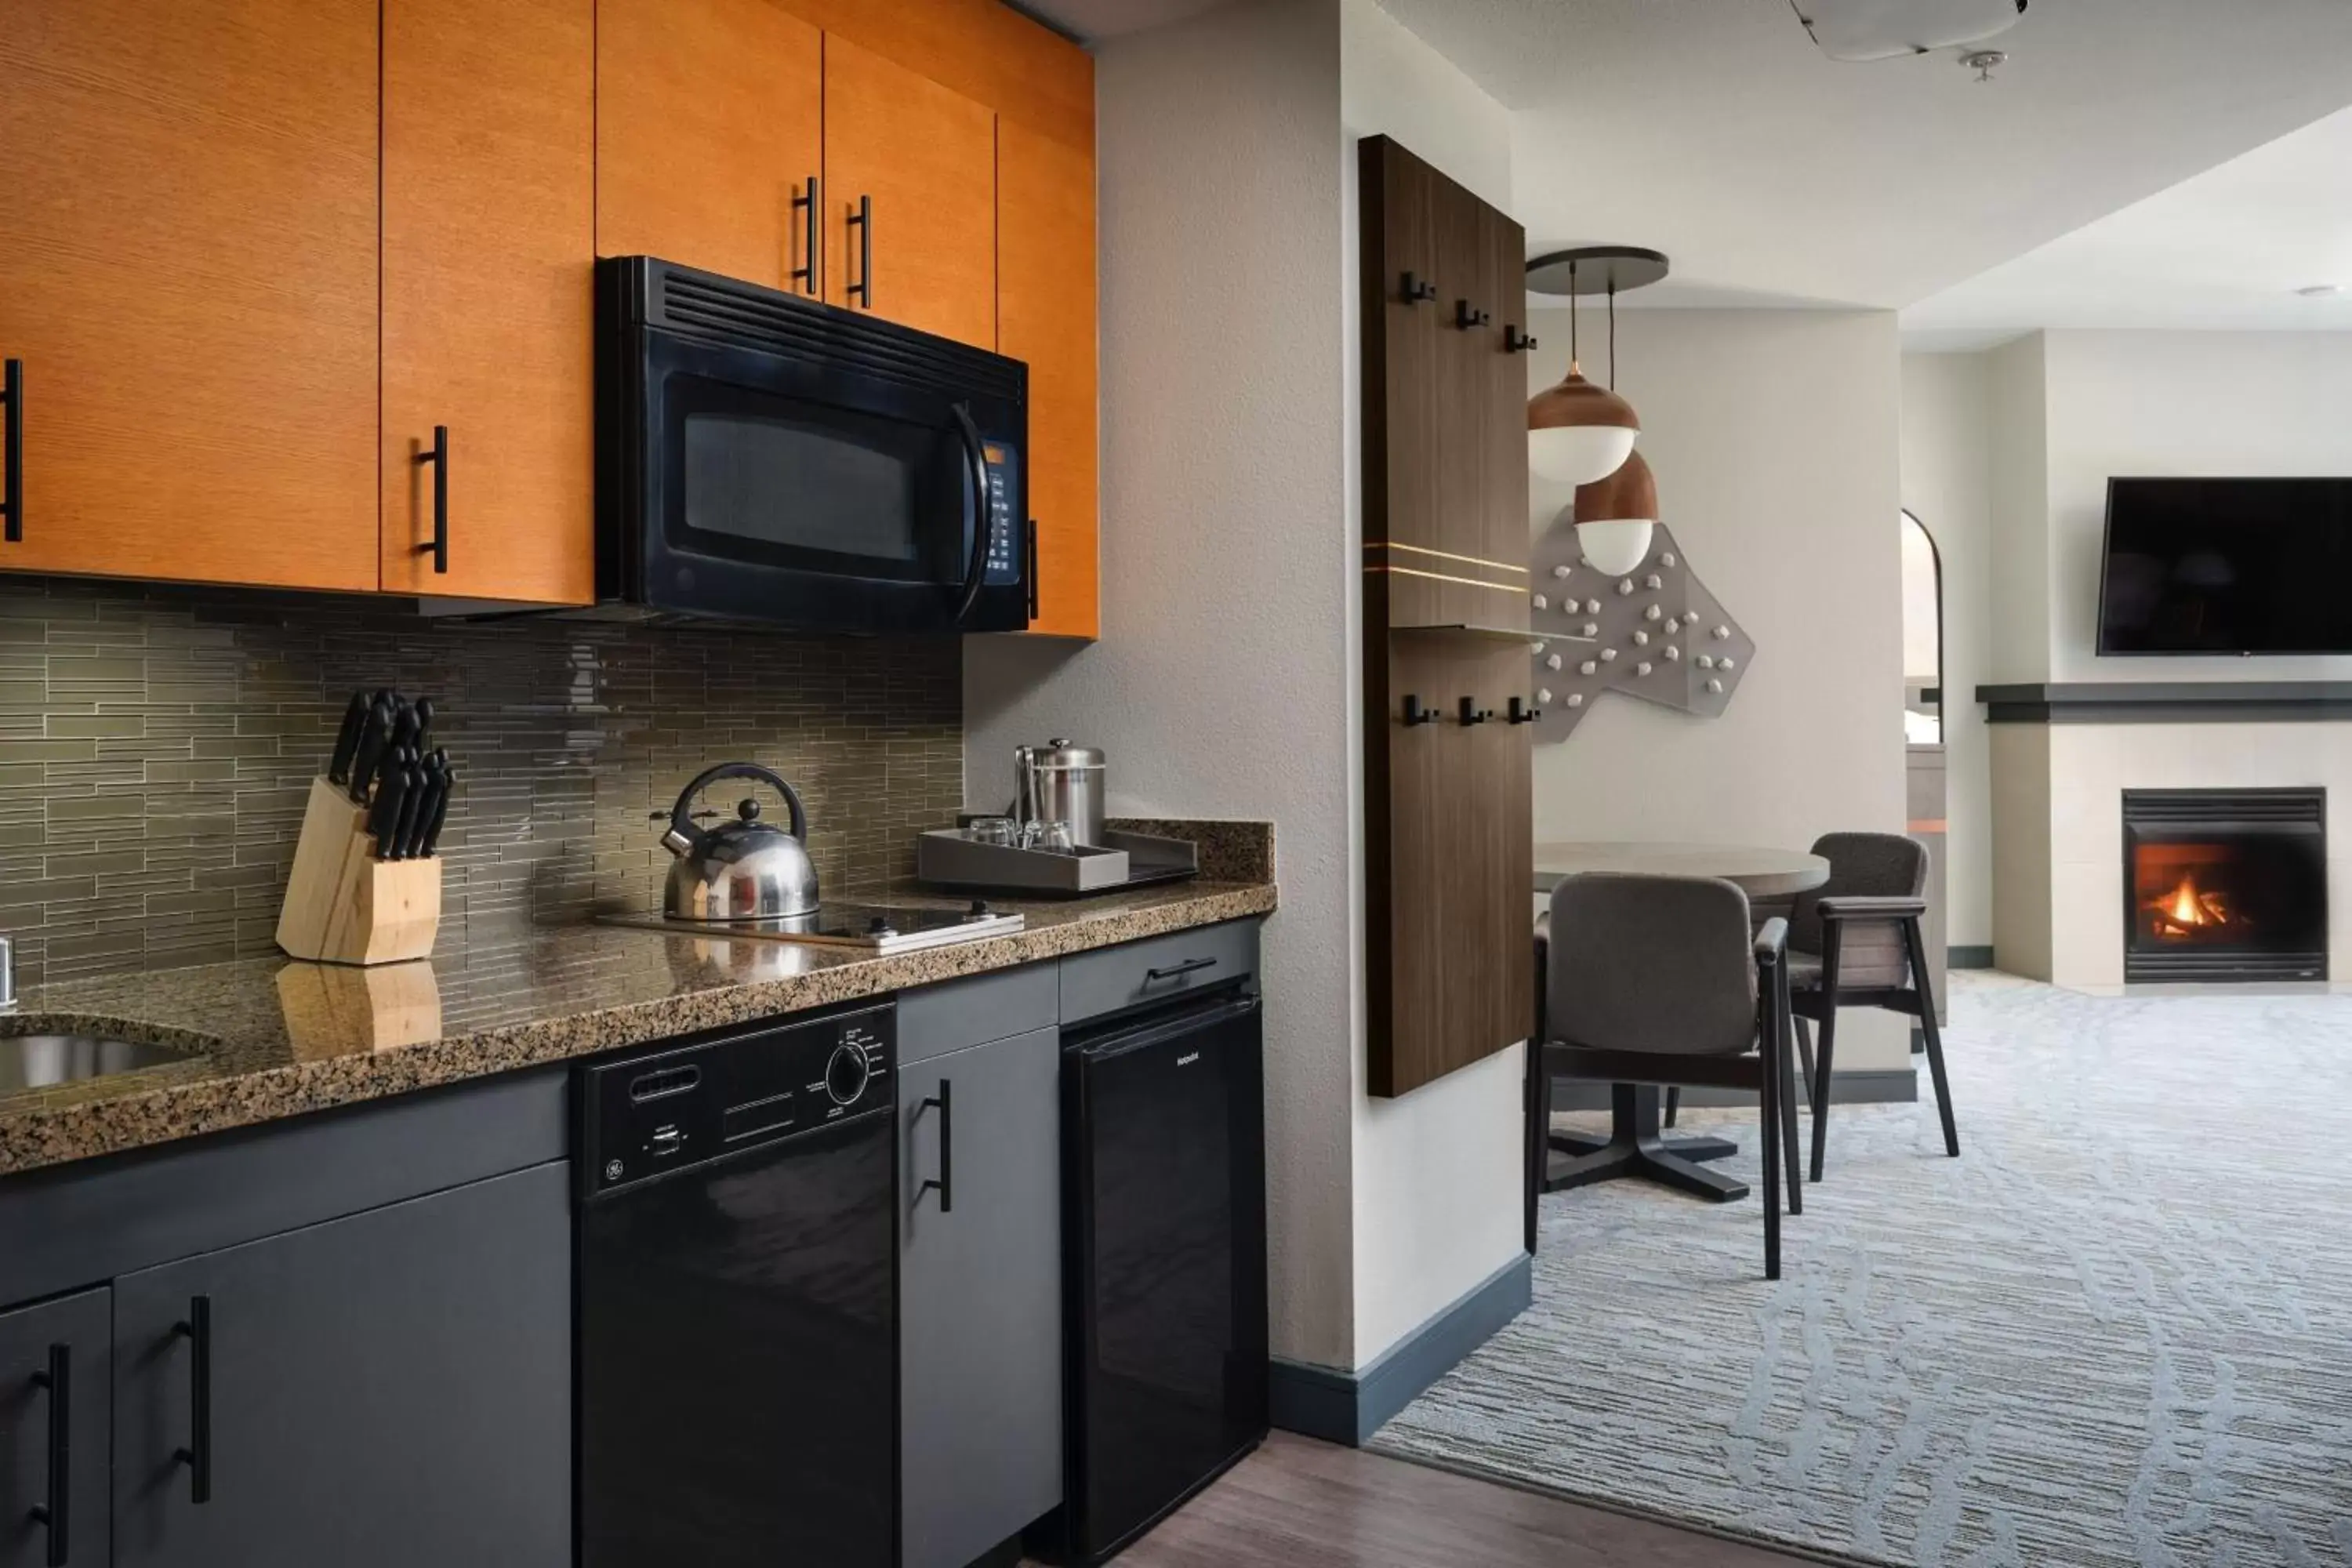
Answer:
581;1001;895;1195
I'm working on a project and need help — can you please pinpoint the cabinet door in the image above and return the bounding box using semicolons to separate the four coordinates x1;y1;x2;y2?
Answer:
900;1026;1062;1568
0;0;379;591
0;1289;110;1568
824;34;998;350
112;1164;571;1568
595;0;824;293
998;120;1098;638
382;0;594;604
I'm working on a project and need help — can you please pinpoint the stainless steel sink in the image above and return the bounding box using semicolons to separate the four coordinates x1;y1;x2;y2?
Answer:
1;1033;197;1094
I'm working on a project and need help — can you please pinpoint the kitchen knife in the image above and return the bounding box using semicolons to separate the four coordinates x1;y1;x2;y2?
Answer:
326;691;369;785
389;696;422;760
402;756;447;859
348;706;394;805
418;760;454;859
366;750;410;855
412;697;435;757
388;761;427;860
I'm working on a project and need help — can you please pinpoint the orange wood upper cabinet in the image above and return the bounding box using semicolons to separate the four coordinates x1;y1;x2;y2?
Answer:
997;121;1098;639
822;35;998;350
596;0;823;294
0;0;379;592
382;0;595;604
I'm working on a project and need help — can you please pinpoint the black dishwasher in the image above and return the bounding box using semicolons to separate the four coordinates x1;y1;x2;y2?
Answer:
576;1001;896;1568
1047;982;1269;1565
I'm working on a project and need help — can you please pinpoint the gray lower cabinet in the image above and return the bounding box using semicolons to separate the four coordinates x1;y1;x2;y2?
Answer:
899;1025;1064;1568
2;1287;111;1568
111;1162;572;1568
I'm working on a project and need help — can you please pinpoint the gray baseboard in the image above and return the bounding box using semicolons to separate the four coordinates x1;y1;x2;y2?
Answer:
1269;1252;1531;1447
1948;945;1995;970
1551;1068;1917;1112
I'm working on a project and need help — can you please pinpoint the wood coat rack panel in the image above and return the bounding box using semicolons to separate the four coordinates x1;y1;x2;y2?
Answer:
1359;136;1534;1098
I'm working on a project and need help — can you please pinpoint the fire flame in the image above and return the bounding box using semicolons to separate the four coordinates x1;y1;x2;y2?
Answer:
2149;873;2230;933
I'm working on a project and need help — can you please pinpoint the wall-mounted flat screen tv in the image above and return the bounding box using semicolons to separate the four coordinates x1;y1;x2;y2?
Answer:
2097;477;2352;655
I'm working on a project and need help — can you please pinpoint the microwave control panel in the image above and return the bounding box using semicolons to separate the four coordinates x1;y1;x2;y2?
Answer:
982;443;1022;586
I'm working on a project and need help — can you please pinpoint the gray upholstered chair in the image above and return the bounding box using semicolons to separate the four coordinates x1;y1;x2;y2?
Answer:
1538;873;1801;1279
1787;831;1958;1181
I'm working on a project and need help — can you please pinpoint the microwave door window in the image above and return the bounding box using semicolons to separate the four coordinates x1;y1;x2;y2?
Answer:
673;395;960;583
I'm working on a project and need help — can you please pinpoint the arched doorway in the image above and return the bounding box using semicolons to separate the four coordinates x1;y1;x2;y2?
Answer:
1903;509;1944;745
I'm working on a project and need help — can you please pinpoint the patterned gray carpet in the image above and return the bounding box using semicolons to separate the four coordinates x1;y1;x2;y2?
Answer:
1368;974;2352;1566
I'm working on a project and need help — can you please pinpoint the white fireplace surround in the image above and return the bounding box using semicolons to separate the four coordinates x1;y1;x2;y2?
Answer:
1991;720;2352;988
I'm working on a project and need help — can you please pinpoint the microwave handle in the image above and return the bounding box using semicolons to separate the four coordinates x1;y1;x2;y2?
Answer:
949;401;991;624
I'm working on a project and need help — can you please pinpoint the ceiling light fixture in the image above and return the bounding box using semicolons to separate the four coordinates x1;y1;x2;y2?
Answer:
1526;246;1669;572
1571;450;1660;579
2296;284;2344;298
1791;0;2026;63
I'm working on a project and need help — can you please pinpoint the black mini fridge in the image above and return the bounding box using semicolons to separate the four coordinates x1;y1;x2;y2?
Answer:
1042;983;1269;1565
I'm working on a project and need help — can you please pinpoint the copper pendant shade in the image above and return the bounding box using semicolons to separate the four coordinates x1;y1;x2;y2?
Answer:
1571;449;1659;578
1527;363;1641;486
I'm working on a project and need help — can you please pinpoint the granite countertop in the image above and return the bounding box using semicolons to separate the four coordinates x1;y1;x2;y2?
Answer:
0;872;1276;1179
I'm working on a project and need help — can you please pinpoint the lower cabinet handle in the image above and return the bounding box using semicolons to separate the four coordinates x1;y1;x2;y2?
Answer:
174;1297;212;1505
1145;956;1218;982
415;425;448;575
917;1080;953;1214
30;1343;68;1565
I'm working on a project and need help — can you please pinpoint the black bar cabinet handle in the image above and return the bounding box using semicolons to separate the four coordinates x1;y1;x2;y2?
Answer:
846;194;873;306
918;1081;953;1214
415;426;448;575
174;1297;212;1505
30;1343;68;1565
1145;956;1218;982
1025;517;1040;623
2;358;21;544
790;175;821;296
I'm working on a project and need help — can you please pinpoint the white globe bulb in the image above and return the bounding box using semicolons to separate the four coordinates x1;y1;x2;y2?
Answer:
1574;519;1655;578
1529;426;1637;487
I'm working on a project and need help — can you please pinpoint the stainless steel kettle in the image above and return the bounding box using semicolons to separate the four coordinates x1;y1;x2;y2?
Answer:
659;762;820;921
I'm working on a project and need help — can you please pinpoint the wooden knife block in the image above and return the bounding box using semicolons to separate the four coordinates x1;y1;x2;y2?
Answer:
276;775;442;965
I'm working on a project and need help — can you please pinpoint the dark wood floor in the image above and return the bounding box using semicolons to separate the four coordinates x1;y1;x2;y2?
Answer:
1044;1432;1819;1567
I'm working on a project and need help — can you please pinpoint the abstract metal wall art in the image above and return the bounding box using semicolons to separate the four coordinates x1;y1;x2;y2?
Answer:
1525;514;1753;743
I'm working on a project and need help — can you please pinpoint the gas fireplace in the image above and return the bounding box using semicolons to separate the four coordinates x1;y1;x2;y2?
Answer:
2122;788;2326;982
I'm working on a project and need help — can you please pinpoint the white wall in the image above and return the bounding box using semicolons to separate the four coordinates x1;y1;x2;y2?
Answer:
1900;352;1993;950
2042;330;2352;682
1984;333;2050;684
966;0;1529;1376
1338;0;1526;1368
1528;307;1911;1069
964;0;1358;1367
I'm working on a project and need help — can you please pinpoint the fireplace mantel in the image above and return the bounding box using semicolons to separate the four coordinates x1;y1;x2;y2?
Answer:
1977;682;2352;724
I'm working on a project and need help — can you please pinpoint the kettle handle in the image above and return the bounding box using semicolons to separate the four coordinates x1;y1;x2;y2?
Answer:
667;763;808;851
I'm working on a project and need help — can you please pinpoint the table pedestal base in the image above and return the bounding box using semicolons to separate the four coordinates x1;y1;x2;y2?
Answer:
1544;1083;1748;1202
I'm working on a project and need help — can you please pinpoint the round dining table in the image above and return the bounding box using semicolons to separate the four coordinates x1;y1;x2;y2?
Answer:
1534;840;1830;899
1534;840;1830;1203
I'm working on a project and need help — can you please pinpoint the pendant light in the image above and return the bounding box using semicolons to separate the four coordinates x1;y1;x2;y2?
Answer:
1571;448;1659;578
1526;260;1639;486
1526;246;1670;574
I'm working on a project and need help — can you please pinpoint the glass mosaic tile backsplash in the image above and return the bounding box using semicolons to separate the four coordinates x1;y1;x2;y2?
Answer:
0;575;964;986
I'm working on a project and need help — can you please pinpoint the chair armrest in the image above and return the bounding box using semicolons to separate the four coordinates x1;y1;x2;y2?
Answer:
1818;895;1926;923
1753;916;1788;970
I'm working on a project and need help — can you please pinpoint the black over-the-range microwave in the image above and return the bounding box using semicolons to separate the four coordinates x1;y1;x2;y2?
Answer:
595;256;1032;633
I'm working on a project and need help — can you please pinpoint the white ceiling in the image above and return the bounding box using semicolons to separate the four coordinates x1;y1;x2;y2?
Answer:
1365;0;2352;312
1900;104;2352;346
